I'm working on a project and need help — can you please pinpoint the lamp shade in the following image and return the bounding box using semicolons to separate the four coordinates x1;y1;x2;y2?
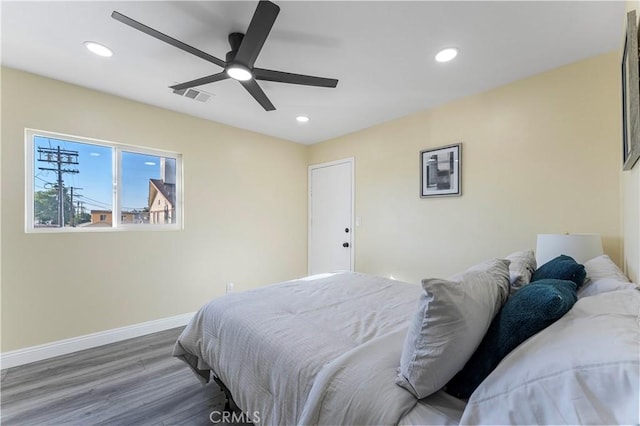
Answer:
536;233;603;266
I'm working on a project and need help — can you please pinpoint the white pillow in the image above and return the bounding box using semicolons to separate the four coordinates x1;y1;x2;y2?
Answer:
578;277;638;299
396;259;510;399
505;249;536;294
459;289;640;425
584;254;629;282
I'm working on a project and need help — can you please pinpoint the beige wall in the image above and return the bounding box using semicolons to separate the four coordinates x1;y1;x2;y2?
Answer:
1;68;308;352
622;1;640;282
310;52;621;284
623;164;639;282
1;49;627;352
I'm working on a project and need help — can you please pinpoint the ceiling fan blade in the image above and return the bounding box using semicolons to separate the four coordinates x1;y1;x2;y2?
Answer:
111;11;226;68
254;68;338;88
240;79;275;111
234;1;280;68
170;73;229;91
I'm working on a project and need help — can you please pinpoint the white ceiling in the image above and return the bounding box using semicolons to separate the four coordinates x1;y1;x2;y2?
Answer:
1;1;625;145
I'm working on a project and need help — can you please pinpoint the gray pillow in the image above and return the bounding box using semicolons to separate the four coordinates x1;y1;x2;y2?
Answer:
396;259;510;399
505;249;537;294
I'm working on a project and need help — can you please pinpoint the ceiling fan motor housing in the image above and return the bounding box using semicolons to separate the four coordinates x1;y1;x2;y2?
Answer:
228;32;244;56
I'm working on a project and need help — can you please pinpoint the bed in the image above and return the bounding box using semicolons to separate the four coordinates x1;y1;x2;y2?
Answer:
173;252;640;425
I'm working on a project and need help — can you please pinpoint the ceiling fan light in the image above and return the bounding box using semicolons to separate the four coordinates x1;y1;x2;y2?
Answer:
226;65;253;81
84;41;113;57
435;47;458;63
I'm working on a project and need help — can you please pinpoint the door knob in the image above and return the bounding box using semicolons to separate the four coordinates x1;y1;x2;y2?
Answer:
345;228;350;233
342;242;350;248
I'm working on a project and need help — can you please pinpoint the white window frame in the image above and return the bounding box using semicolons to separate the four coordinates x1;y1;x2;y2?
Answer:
25;128;183;233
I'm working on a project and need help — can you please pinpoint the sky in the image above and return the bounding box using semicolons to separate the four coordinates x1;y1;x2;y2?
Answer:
33;136;164;213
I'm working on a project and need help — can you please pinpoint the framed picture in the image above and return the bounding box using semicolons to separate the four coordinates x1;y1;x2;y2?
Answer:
420;143;461;198
622;10;640;171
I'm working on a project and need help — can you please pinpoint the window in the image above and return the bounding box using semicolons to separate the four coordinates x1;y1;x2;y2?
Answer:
26;129;182;232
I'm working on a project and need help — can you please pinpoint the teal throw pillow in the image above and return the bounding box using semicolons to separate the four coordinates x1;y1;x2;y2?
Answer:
531;255;586;288
445;278;578;399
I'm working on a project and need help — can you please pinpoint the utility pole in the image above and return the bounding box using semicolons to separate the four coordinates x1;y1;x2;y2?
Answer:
77;201;83;225
37;146;79;227
68;187;83;227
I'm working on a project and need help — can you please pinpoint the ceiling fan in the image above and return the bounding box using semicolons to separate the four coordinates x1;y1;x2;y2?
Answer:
111;1;338;111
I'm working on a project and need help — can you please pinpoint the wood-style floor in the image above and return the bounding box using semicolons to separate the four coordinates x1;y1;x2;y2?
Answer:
0;327;241;425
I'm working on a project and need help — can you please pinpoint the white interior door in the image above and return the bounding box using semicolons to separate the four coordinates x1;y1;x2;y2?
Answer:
309;158;354;275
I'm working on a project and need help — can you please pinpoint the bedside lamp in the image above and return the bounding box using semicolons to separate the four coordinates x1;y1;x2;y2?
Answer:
536;233;603;266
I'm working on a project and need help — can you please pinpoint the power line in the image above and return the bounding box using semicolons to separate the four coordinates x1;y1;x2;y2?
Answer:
35;175;54;185
75;194;111;209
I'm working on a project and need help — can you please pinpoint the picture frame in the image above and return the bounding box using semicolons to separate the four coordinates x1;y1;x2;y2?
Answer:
622;10;640;171
420;143;461;198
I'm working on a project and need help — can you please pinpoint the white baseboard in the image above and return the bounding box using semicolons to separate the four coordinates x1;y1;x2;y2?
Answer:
0;311;195;370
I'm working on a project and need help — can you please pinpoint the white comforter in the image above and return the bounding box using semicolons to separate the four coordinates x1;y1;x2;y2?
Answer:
173;272;457;425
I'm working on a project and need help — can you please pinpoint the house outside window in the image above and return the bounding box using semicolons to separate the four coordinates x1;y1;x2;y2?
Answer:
26;129;182;232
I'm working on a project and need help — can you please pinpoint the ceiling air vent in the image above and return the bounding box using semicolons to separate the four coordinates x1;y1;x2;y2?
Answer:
173;87;212;103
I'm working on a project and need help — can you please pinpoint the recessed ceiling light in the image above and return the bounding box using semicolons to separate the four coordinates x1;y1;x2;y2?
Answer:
296;116;310;123
84;41;113;57
435;48;458;63
226;65;253;81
